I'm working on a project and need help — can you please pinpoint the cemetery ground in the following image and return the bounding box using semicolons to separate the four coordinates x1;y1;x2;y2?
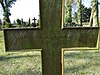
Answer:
0;31;100;75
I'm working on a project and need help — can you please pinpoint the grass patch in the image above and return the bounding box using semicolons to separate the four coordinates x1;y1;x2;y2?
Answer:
64;51;100;75
0;52;42;75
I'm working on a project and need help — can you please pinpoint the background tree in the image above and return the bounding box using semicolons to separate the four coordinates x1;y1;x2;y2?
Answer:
21;18;23;25
16;19;21;26
65;0;77;26
28;18;31;27
82;5;91;22
73;4;91;24
0;18;2;30
65;0;72;23
0;0;17;24
77;0;82;26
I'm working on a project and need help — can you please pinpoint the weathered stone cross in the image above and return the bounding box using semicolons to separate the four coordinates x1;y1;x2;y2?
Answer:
4;27;98;75
32;17;37;24
32;17;37;27
4;27;69;75
3;0;98;75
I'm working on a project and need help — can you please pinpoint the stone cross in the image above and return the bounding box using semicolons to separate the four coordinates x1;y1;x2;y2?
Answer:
3;0;99;75
3;27;98;75
32;17;37;24
32;17;37;27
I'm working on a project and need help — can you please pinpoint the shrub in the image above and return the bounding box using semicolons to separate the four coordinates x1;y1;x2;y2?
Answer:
5;23;12;28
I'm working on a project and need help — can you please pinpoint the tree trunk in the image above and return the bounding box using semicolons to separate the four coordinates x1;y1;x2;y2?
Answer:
3;11;11;24
0;2;11;24
77;0;82;26
65;0;72;25
89;0;99;27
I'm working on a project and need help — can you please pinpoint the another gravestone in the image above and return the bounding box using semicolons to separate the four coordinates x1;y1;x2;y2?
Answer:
32;17;37;27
